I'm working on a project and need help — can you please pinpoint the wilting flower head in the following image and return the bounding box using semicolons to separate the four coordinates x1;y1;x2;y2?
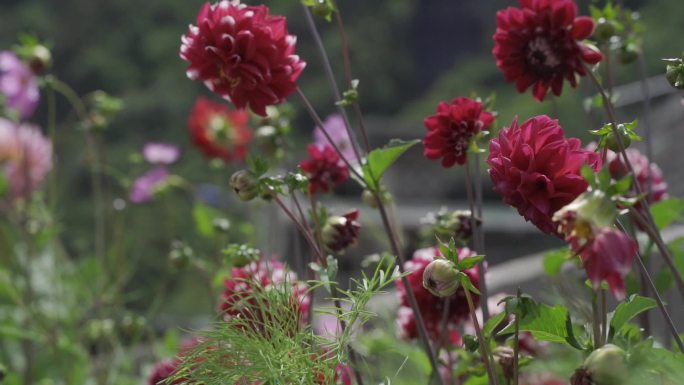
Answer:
313;114;357;163
423;97;495;167
143;142;181;165
0;51;40;119
492;0;603;101
220;258;310;326
396;246;480;343
180;1;306;116
606;148;668;230
188;97;252;162
321;209;361;253
129;167;169;204
553;189;616;241
0;118;52;199
578;228;636;299
487;115;601;235
299;144;349;194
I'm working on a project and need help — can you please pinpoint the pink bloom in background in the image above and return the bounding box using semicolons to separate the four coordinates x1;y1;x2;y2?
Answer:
492;0;602;101
128;167;169;204
0;118;52;199
180;1;305;116
423;97;495;167
577;228;637;300
487;115;601;235
313;114;357;163
143;142;181;165
220;258;310;326
299;144;349;194
0;51;40;119
396;246;480;344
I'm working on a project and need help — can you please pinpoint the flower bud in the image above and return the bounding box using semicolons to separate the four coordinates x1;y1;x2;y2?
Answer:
321;210;361;253
422;259;460;297
594;18;616;41
312;0;335;19
666;63;684;90
493;346;515;380
230;170;258;201
583;344;627;385
618;43;639;65
604;124;631;152
438;209;477;243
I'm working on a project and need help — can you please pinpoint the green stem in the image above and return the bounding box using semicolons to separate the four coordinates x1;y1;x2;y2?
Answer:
465;159;489;321
464;287;498;385
512;288;521;385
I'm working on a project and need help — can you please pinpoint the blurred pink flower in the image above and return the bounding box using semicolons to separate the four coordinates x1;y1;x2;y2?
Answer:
143;142;181;165
313;114;358;162
0;51;40;119
128;167;169;204
0;118;52;199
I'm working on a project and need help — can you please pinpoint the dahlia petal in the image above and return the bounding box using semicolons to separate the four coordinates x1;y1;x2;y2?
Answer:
572;16;595;40
580;44;603;64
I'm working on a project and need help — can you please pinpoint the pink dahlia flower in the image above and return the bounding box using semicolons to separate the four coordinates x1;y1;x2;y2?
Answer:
299;144;349;194
143;142;181;165
180;1;305;116
128;167;169;204
493;0;602;101
423;97;495;167
220;258;310;326
0;51;40;119
0;118;52;199
396;246;480;343
313;114;357;163
487;115;601;235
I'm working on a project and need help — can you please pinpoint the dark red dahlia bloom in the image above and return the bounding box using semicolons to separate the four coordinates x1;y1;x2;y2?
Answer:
180;1;305;116
487;115;601;235
493;0;602;101
220;258;310;326
606;148;668;230
321;210;361;253
299;144;349;194
188;97;252;162
147;358;184;385
423;97;495;167
396;247;480;343
578;228;637;300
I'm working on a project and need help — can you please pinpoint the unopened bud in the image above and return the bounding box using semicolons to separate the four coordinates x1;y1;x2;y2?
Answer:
230;170;258;201
583;344;627;385
312;0;334;18
604;125;631;152
321;210;361;253
594;18;616;41
27;44;52;75
493;346;515;380
666;63;684;90
422;259;460;297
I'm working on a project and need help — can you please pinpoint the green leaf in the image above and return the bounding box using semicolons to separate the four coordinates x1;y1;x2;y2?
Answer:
193;202;222;238
459;274;480;295
543;248;569;277
498;304;570;344
609;295;657;338
457;255;484;270
0;173;7;197
483;311;506;338
650;198;684;230
362;139;420;190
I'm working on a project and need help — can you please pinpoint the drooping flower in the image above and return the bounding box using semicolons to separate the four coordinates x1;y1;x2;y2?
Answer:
606;148;668;229
313;114;357;163
487;115;601;235
0;118;52;199
299;144;349;194
180;1;305;116
579;228;636;300
492;0;603;101
423;97;495;167
321;210;361;253
0;51;39;119
188;97;252;162
396;246;480;343
220;258;310;326
128;167;169;204
143;142;181;165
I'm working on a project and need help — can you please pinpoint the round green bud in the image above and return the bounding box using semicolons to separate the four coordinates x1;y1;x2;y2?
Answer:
422;259;460;297
312;0;334;18
666;64;684;90
230;170;259;201
604;125;631;152
594;18;616;41
584;344;627;385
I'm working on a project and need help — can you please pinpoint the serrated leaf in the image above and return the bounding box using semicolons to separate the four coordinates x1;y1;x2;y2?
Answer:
498;304;570;344
609;295;657;338
650;198;684;230
362;139;420;190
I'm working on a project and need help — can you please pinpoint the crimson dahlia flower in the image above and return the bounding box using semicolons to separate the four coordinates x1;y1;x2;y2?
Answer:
493;0;602;101
180;1;305;116
396;246;480;343
188;97;252;162
299;144;349;194
423;97;495;167
487;115;601;235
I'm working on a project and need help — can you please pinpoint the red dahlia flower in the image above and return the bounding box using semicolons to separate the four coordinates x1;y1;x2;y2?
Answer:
423;97;495;167
188;97;252;162
180;1;305;116
493;0;602;101
487;115;601;235
147;358;184;385
396;247;480;343
299;144;349;194
578;228;637;300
